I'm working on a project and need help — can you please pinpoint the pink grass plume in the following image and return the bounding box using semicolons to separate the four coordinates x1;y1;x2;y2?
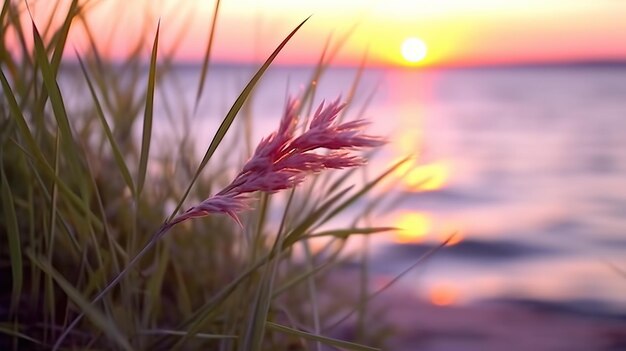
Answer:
171;96;385;226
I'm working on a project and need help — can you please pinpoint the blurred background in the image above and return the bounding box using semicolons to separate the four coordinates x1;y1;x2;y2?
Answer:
10;0;626;347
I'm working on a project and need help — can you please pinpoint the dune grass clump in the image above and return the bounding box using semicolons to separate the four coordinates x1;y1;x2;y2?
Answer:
0;1;407;350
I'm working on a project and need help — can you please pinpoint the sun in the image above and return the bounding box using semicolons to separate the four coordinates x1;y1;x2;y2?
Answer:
401;37;428;64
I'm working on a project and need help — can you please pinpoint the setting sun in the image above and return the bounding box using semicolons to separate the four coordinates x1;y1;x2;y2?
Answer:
401;37;428;64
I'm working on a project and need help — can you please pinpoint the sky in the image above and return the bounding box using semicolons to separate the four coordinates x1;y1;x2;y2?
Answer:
19;0;626;67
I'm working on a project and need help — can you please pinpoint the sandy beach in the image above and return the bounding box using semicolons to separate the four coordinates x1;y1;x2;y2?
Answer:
386;299;625;350
366;289;626;351
322;270;626;351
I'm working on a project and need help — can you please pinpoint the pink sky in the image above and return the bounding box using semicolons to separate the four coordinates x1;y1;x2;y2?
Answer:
19;0;626;67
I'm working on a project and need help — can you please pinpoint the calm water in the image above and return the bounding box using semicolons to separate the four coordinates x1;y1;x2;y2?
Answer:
64;64;626;312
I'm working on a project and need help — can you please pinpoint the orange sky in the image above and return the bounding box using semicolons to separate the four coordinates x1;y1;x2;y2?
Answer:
18;0;626;67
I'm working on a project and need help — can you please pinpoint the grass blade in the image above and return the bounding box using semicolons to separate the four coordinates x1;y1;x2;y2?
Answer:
305;227;396;241
139;329;237;339
12;65;105;240
27;252;133;351
0;2;20;81
169;16;311;220
282;186;353;249
137;21;160;195
164;248;294;349
9;138;102;230
338;45;369;122
193;0;221;113
49;0;79;75
0;325;41;346
141;241;170;326
44;129;61;340
31;17;74;146
0;68;45;164
76;52;136;195
302;241;322;351
239;190;295;351
6;2;32;70
1;159;22;315
53;222;174;351
272;252;339;298
31;16;93;213
238;261;273;351
266;321;380;351
325;235;456;331
321;157;411;225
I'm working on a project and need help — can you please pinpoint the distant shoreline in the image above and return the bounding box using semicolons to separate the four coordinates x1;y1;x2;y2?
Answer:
58;59;626;72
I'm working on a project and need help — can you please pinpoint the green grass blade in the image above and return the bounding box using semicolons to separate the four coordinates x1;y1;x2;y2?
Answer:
1;160;22;315
137;21;160;195
0;325;41;346
299;21;358;118
27;252;133;351
44;129;61;338
75;13;115;114
304;227;396;241
53;222;174;351
338;46;369;122
30;18;62;119
239;264;272;351
356;235;370;342
169;16;310;220
10;139;102;230
253;193;271;259
41;0;62;39
0;68;44;163
272;255;337;298
139;329;237;339
239;190;295;351
266;322;380;351
171;259;192;317
325;235;455;331
31;17;84;177
0;2;19;80
6;2;33;71
141;241;170;326
167;223;342;349
49;0;79;75
298;33;330;121
302;242;322;351
76;52;136;195
193;0;221;113
83;155;122;275
282;186;353;249
0;2;10;32
320;157;411;225
165;252;282;349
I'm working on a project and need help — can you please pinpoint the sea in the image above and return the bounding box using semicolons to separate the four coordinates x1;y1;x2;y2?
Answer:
63;63;626;314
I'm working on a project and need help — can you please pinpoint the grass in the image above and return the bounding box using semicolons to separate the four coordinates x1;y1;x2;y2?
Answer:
0;1;420;350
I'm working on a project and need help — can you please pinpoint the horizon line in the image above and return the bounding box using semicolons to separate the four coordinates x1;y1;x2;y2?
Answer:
60;58;626;71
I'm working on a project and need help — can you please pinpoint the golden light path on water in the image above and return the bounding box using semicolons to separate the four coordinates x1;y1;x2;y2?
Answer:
390;118;462;246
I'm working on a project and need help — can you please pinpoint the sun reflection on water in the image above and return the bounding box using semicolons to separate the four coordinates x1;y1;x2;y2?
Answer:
404;160;451;191
395;212;431;243
429;283;459;306
394;211;465;245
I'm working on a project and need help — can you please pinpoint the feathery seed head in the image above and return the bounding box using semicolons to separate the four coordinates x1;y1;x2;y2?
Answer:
171;96;385;226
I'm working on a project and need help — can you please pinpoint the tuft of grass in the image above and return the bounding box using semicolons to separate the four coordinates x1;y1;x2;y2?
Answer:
0;1;438;350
